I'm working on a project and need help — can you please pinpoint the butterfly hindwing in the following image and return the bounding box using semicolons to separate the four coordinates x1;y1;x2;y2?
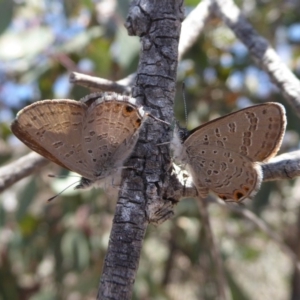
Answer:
82;97;145;177
185;145;262;202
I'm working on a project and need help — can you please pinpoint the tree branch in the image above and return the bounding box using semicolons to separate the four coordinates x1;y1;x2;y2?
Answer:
262;150;300;182
0;153;48;192
212;0;300;116
69;0;213;95
97;1;184;299
69;72;133;94
2;149;299;200
197;197;229;300
178;0;213;60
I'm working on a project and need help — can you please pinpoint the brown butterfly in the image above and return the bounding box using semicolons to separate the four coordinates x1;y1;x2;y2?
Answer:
11;92;147;189
172;103;286;202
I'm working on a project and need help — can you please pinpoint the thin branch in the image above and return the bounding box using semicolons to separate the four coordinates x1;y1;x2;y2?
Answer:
69;72;132;94
178;0;213;60
0;152;49;192
116;73;136;88
262;150;300;181
2;148;299;199
213;197;300;271
97;1;184;299
69;0;212;93
197;197;229;300
290;207;300;299
212;0;300;116
71;0;300;119
168;151;300;202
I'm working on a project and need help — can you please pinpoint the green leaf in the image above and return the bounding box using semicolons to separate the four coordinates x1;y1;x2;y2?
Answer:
0;27;54;60
0;0;14;35
61;230;90;270
16;178;37;222
112;26;140;69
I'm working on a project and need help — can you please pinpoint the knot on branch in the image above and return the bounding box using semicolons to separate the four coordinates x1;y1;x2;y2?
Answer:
125;1;151;37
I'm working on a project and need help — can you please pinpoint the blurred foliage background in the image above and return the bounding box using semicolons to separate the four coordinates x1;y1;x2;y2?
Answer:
1;0;300;299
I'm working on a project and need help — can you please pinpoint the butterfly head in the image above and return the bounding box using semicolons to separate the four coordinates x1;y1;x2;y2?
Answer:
75;177;94;190
170;122;190;164
173;122;189;141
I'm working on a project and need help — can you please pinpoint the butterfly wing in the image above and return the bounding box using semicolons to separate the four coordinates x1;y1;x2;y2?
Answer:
185;145;262;201
11;100;96;180
181;103;286;202
185;103;286;162
82;96;145;179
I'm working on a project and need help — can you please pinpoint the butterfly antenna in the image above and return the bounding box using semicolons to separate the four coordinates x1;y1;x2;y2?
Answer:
47;180;81;202
48;174;80;179
156;141;171;146
182;81;188;126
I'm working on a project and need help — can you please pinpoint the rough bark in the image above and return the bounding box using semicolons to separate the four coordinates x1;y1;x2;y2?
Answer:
97;1;184;299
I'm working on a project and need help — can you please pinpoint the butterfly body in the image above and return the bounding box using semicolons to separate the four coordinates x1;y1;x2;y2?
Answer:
172;103;286;202
11;93;147;189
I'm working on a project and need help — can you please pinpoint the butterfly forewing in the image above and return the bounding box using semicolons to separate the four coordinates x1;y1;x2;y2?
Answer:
185;103;286;162
12;100;96;179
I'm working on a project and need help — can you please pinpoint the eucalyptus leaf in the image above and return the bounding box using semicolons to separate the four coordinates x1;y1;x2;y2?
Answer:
16;177;37;222
0;27;54;60
0;0;14;35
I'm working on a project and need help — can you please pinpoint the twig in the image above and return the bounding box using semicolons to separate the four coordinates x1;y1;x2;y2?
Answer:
167;151;300;202
69;72;132;94
69;0;212;93
0;152;49;193
262;150;300;181
178;0;213;60
2;149;299;196
212;0;300;116
197;196;229;300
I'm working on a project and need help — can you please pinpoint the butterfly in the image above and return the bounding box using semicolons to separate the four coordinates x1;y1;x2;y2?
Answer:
11;92;147;189
171;103;286;202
